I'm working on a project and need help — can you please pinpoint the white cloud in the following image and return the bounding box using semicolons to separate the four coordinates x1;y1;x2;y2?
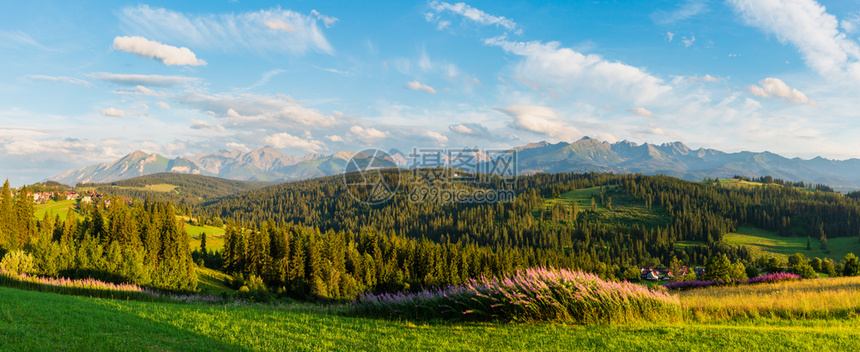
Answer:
424;130;449;145
702;74;721;82
427;1;520;34
190;118;225;132
90;73;196;87
176;92;339;128
748;78;815;105
405;80;437;94
311;9;339;28
666;32;675;41
681;35;696;48
134;85;160;96
156;101;170;110
348;125;389;142
651;0;708;25
264;19;296;32
112;36;206;66
486;38;671;104
495;105;580;140
226;142;250;151
119;5;334;55
23;75;92;87
325;135;344;142
728;0;860;81
102;108;126;117
0;30;53;51
450;124;474;134
264;132;324;151
626;107;656;118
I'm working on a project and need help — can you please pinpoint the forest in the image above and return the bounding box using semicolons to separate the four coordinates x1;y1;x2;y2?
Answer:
4;171;860;298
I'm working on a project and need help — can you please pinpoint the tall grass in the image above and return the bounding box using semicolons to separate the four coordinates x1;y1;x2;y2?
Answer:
0;269;222;304
350;267;681;324
681;276;860;321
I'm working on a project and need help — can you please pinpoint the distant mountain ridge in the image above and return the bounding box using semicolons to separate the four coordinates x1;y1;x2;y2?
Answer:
49;138;860;190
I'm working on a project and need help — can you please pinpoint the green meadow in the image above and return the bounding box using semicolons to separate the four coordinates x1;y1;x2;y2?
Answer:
2;284;860;351
540;186;670;231
33;199;79;220
723;225;860;261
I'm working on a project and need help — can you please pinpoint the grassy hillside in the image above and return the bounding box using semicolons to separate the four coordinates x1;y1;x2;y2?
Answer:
34;199;79;219
723;225;860;261
3;285;860;351
186;223;226;251
81;173;270;205
539;186;670;231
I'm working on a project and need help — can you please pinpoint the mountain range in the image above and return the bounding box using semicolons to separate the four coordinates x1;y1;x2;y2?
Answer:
49;138;860;190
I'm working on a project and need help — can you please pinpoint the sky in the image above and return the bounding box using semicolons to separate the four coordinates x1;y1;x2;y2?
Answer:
2;0;860;185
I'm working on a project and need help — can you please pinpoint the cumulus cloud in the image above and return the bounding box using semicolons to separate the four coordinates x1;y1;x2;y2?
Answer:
427;1;520;34
264;19;295;32
448;122;494;139
666;32;675;41
225;142;250;151
748;78;815;105
496;105;579;140
424;130;449;145
651;0;708;25
348;125;389;142
405;80;437;94
118;5;334;55
681;35;696;48
112;36;206;66
485;38;671;105
90;73;196;87
626;107;656;118
450;124;474;134
264;132;324;151
728;0;860;81
156;101;170;110
23;75;92;87
325;135;344;142
176;92;339;129
190;118;225;132
102;108;126;117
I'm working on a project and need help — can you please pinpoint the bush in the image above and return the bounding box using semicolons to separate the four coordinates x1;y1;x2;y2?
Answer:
350;267;680;324
792;263;817;279
0;250;35;274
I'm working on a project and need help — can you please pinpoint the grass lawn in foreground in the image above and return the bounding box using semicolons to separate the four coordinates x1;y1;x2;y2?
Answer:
723;225;860;261
2;285;860;351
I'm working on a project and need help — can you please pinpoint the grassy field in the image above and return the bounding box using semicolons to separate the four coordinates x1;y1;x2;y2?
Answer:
113;183;180;193
680;276;860;321
723;225;860;261
196;267;235;295
33;199;79;219
540;186;669;231
187;223;226;251
3;284;860;351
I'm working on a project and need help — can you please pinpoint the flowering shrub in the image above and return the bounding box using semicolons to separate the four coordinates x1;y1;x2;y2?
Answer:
0;269;221;304
663;272;802;291
350;267;681;323
662;280;725;291
746;272;801;285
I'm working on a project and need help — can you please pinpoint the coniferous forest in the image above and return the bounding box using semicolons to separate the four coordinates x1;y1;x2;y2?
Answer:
4;171;860;298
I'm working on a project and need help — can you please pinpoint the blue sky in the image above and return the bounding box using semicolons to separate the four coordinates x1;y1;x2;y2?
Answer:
2;0;860;185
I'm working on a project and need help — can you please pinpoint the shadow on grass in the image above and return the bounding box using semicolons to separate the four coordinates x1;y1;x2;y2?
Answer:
0;286;250;352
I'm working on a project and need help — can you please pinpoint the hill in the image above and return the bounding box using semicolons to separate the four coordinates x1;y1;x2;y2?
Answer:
79;173;269;205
